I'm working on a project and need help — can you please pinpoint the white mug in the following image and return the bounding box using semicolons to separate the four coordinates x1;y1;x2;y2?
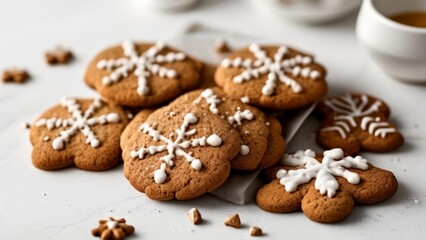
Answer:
356;0;426;83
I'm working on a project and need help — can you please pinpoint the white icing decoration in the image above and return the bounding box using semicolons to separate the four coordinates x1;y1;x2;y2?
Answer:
240;145;250;155
221;44;321;95
321;94;396;139
240;96;250;103
276;148;369;198
194;88;221;114
97;40;186;96
227;107;254;125
206;134;222;146
34;98;121;150
106;219;118;230
43;136;50;142
130;113;222;184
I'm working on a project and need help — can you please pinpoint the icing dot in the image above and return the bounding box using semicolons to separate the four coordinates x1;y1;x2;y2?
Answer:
90;139;100;148
207;134;222;147
52;138;64;150
184;113;198;124
43;136;50;142
106;113;120;123
106;220;118;230
191;159;202;171
154;163;167;184
240;145;250;155
240;96;250;103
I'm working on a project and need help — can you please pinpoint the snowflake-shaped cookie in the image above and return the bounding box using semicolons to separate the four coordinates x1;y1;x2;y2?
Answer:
317;94;403;154
96;40;186;96
256;148;398;223
130;112;223;184
221;44;321;95
34;98;120;150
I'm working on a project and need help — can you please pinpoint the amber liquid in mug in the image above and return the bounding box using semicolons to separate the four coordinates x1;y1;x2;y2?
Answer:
389;12;426;28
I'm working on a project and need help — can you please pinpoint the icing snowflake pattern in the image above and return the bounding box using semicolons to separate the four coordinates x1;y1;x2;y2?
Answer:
276;148;369;198
97;40;186;96
130;113;222;184
220;44;321;95
321;94;396;139
35;98;121;150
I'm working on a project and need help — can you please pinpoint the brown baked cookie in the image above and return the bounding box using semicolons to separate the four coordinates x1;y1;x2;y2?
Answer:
170;87;272;171
256;115;286;170
30;98;129;171
121;104;240;200
85;41;203;107
215;44;327;110
316;93;404;155
256;148;398;223
120;109;154;154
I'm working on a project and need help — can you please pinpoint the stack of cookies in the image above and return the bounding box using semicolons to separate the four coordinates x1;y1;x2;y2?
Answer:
29;40;402;223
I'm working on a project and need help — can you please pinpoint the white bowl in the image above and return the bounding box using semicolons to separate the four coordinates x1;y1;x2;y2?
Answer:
250;0;362;24
139;0;199;11
356;0;426;83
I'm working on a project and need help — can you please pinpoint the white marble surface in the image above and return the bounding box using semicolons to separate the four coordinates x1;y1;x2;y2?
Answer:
1;0;425;239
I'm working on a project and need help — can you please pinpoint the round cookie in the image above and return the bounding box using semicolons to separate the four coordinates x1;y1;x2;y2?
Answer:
121;104;241;200
215;43;328;110
256;149;398;223
30;98;129;171
169;87;270;171
316;93;404;155
85;41;203;107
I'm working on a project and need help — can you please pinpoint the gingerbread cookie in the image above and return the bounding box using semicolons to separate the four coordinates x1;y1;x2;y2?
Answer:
170;87;284;170
85;41;203;107
257;148;398;223
30;98;129;170
256;115;286;169
121;104;240;200
316;93;404;155
215;44;327;110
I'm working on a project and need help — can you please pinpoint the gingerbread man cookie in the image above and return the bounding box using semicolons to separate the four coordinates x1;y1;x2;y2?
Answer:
215;44;327;110
170;87;285;170
121;104;240;200
30;98;129;170
256;148;398;223
85;41;203;107
316;93;404;155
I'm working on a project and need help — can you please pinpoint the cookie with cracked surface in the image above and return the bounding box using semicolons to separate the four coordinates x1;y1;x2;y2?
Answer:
84;40;203;107
256;148;398;223
170;87;272;171
121;104;240;200
30;98;129;171
215;43;327;110
316;93;404;155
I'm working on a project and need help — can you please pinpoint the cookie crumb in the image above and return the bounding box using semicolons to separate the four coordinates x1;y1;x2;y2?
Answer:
2;68;30;83
92;217;135;240
224;213;241;228
215;39;231;54
188;208;202;225
240;96;250;103
45;46;73;65
21;122;30;129
249;226;262;236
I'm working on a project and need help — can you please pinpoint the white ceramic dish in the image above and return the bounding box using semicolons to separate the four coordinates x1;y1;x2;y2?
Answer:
250;0;362;24
138;0;199;11
356;0;426;83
